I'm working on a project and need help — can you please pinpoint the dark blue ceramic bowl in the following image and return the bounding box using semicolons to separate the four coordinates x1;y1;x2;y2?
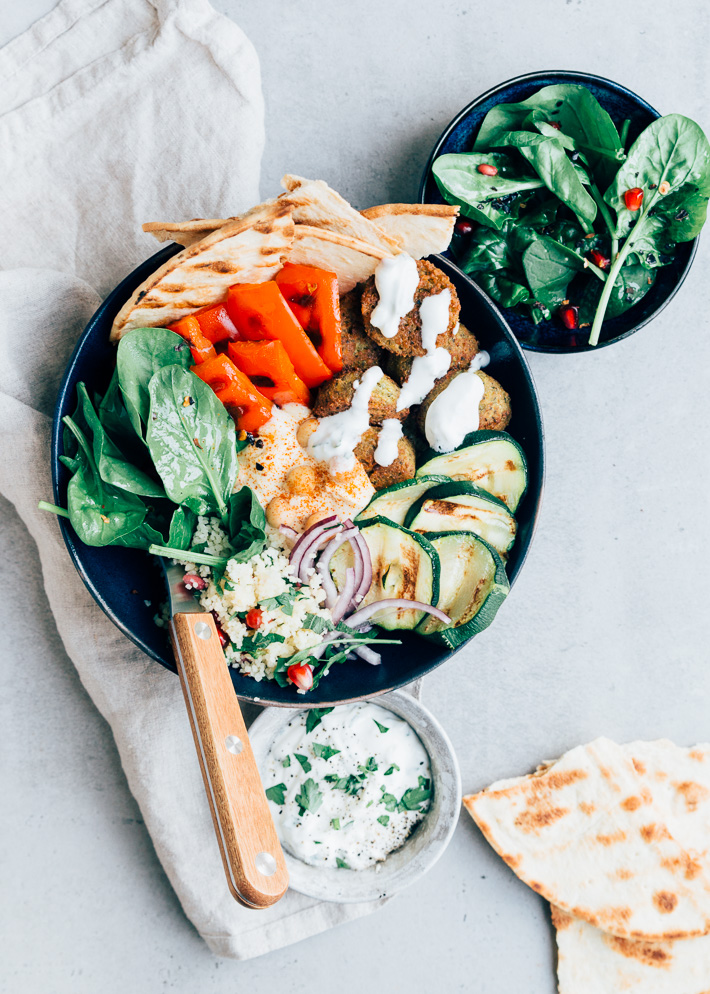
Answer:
52;248;544;706
420;70;699;354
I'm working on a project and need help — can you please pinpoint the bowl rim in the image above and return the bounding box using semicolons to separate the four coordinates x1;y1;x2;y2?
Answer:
248;691;462;902
51;248;545;706
418;68;700;355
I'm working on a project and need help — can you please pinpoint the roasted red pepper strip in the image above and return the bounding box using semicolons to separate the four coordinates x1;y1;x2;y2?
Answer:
191;353;271;433
192;303;240;345
168;315;217;365
274;263;343;373
227;340;311;408
226;281;332;388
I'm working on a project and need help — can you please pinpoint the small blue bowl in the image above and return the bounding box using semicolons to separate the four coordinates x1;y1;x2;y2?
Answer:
420;70;699;354
51;249;544;707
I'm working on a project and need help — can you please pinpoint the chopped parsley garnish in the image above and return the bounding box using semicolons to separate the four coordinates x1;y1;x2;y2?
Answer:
265;783;287;806
331;818;341;831
377;815;390;826
384;764;400;776
358;756;378;775
294;753;312;773
312;743;341;761
400;776;433;812
306;708;334;733
260;591;296;616
324;773;364;796
303;613;334;634
335;857;350;869
240;632;285;654
379;787;400;812
295;778;323;816
282;756;291;768
373;720;390;733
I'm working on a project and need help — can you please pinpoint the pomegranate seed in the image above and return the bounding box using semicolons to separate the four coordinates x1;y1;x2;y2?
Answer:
547;121;562;130
559;305;579;330
589;249;610;270
210;610;229;648
455;217;474;236
183;573;207;592
287;663;313;692
245;608;263;629
624;187;644;211
477;163;498;176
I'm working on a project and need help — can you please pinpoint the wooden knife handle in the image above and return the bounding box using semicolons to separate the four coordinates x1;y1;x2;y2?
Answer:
170;612;289;908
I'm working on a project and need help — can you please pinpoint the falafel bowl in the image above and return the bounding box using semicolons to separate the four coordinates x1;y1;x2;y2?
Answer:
48;176;544;704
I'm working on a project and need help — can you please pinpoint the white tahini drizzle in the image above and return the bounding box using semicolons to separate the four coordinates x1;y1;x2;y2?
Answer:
308;366;383;474
374;418;403;467
262;702;433;870
397;289;452;411
425;350;491;453
369;253;420;339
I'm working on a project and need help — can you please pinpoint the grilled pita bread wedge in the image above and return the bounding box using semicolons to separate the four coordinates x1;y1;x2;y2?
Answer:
464;738;710;941
361;203;458;258
111;202;294;340
552;905;710;994
287;225;392;293
142;218;232;248
280;175;401;254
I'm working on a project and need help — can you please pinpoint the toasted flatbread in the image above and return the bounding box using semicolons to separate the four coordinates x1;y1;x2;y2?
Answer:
288;225;392;294
464;738;710;940
142;218;232;248
361;203;458;258
280;175;401;254
110;202;294;340
553;905;710;994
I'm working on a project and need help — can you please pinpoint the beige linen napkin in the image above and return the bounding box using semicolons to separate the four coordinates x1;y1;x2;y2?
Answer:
0;0;383;959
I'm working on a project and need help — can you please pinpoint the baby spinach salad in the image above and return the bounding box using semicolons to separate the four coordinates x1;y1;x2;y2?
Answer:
40;327;265;564
432;85;710;345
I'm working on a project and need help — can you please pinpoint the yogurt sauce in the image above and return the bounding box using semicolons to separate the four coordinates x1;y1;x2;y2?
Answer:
374;418;403;467
397;289;452;411
425;351;491;453
369;253;420;339
307;367;384;474
262;702;433;870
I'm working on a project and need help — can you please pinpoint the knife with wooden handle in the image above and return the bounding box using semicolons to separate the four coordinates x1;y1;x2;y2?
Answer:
161;558;289;908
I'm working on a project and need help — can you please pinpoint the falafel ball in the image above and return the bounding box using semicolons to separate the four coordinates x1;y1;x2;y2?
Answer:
361;259;461;357
355;427;417;490
312;370;409;423
416;370;511;436
339;289;384;373
386;322;480;385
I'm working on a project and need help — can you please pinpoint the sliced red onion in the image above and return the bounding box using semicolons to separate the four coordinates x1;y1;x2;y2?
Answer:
290;516;343;583
317;526;359;608
331;567;356;624
354;644;381;666
279;524;299;541
344;599;451;629
350;529;372;604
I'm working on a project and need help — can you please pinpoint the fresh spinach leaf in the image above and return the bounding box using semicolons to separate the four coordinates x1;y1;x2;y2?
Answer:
98;367;138;445
226;486;267;563
458;228;515;273
265;783;287;806
432;152;545;231
295;778;323;816
477;272;531;308
146;366;238;519
579;262;656;322
117;328;192;436
522;236;585;308
167;506;197;550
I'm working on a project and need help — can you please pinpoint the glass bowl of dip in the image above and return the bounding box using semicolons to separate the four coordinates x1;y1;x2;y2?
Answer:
249;691;461;902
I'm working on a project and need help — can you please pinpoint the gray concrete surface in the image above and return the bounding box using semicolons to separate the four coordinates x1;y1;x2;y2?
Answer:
2;1;710;991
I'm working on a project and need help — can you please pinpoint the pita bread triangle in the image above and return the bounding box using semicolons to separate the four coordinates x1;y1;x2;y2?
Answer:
464;737;710;940
110;202;294;340
361;203;458;258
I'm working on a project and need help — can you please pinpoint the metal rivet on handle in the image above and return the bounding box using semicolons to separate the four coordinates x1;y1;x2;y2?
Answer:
255;851;277;877
194;622;211;640
225;735;243;755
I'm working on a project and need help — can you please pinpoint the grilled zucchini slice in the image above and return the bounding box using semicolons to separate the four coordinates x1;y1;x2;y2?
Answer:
416;430;527;512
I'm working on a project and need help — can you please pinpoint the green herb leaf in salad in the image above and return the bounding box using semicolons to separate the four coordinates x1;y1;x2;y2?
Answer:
312;743;341;761
116;328;192;437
